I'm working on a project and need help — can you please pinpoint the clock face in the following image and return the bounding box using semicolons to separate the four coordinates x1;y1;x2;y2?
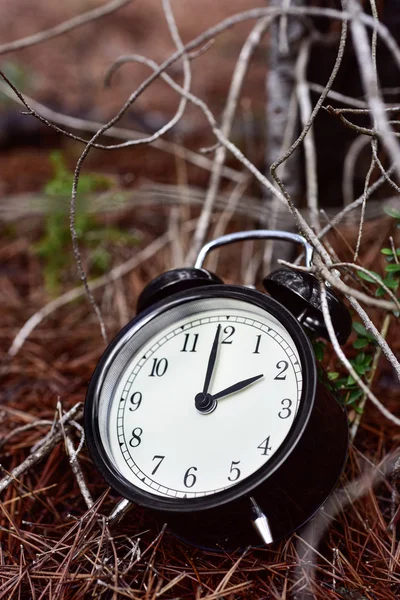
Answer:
88;290;312;506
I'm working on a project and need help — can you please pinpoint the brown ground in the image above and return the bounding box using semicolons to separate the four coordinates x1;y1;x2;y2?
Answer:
0;1;400;599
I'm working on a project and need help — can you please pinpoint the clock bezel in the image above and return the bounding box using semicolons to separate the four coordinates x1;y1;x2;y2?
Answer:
85;285;317;513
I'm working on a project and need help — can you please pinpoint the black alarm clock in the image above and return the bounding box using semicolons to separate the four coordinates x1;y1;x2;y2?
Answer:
85;230;351;549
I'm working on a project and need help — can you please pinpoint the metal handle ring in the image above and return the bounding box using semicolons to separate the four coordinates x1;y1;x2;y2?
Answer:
194;230;313;270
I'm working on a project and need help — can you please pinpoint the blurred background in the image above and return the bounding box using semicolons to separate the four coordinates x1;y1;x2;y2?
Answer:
1;3;400;598
0;0;268;194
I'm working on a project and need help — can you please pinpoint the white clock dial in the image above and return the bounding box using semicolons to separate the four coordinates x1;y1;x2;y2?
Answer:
102;297;303;499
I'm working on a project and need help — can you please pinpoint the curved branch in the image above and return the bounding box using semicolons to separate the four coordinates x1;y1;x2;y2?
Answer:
319;281;400;427
0;0;132;55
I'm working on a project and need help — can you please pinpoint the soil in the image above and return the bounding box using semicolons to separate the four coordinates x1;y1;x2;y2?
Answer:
0;2;400;599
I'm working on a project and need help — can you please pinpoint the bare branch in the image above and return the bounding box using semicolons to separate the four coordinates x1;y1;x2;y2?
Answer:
308;82;368;108
319;281;400;426
350;313;391;441
371;139;400;193
0;78;242;182
342;135;370;208
348;296;400;382
319;160;398;238
313;253;398;310
187;15;273;265
354;150;376;261
330;262;400;311
65;435;93;511
9;218;205;356
0;404;83;494
102;0;192;152
296;38;320;231
0;0;132;55
346;0;400;182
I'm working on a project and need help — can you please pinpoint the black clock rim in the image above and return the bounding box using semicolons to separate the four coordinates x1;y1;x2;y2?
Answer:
85;285;317;513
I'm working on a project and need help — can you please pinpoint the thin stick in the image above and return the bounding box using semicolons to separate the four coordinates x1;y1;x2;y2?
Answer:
0;0;132;55
0;79;243;182
8;219;202;356
354;151;376;261
270;16;348;238
319;161;397;237
296;37;320;231
342;135;370;209
330;262;400;311
348;295;400;383
187;16;273;265
0;421;52;450
346;0;400;183
319;281;400;426
0;404;83;494
308;82;368;108
350;313;391;441
371;139;400;193
65;435;94;510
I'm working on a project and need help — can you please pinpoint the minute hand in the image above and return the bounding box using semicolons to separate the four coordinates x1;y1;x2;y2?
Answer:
212;374;264;401
202;324;221;394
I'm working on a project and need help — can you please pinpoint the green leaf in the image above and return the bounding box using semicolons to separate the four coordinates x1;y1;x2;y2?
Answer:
91;247;112;273
357;269;382;283
353;322;369;337
383;276;399;289
313;341;325;361
328;372;339;381
352;322;376;341
381;248;394;256
352;337;369;349
346;374;356;386
347;388;364;405
375;286;386;297
353;364;367;375
355;352;366;365
384;206;400;219
385;263;400;273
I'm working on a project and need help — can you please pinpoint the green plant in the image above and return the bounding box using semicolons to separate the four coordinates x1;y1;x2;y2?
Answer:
0;61;31;106
324;206;400;411
314;322;375;413
356;206;400;301
35;152;135;293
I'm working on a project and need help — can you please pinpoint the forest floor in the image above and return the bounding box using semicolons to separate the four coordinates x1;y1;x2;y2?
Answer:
0;1;400;598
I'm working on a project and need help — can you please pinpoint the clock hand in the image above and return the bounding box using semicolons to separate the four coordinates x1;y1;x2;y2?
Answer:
195;324;221;414
211;374;264;401
202;324;221;394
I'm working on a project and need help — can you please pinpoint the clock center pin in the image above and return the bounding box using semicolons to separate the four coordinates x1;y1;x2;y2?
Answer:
194;392;217;414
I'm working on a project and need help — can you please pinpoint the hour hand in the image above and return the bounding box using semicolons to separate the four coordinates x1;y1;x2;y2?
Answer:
212;374;264;401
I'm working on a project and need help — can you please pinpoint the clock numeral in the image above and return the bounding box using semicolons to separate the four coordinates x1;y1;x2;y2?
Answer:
222;326;235;344
129;392;142;412
257;436;272;456
151;455;165;475
129;427;143;447
183;466;198;488
149;358;168;377
278;398;292;419
181;333;199;353
228;460;241;482
274;360;289;380
253;334;262;354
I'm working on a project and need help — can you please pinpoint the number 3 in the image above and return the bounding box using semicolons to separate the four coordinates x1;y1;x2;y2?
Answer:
278;398;292;419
